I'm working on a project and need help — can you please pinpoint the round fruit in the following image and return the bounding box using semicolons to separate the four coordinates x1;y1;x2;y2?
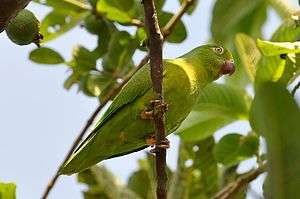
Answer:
5;9;41;45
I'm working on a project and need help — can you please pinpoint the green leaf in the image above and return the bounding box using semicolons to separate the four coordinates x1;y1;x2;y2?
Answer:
211;0;266;44
78;166;141;199
220;166;247;199
102;31;137;74
159;12;187;43
156;0;166;11
168;138;218;199
96;0;135;24
80;73;114;97
177;83;251;142
178;0;199;15
255;13;300;88
127;154;173;199
93;20;117;58
29;47;64;64
68;45;98;73
34;0;89;12
214;133;259;166
255;55;286;87
64;72;80;89
235;33;261;82
0;183;16;199
250;82;300;199
128;170;151;199
257;39;300;56
271;14;300;42
40;10;88;42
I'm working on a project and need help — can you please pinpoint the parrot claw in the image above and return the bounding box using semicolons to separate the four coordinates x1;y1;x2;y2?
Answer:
141;100;168;120
140;110;154;120
147;136;170;153
150;100;168;113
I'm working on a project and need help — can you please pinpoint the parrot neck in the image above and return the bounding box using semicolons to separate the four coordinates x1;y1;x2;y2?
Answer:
168;57;212;95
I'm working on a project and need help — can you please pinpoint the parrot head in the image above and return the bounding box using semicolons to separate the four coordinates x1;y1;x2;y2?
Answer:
187;44;235;80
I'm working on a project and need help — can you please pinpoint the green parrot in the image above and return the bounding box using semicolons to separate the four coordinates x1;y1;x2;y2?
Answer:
60;44;235;175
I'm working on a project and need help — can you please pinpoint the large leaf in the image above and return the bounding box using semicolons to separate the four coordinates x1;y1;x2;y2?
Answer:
168;137;218;199
178;0;199;15
40;10;88;42
34;0;89;12
235;33;261;81
214;133;259;166
159;12;187;43
254;13;300;88
177;83;251;142
0;183;16;199
96;0;135;24
29;47;64;64
250;82;300;199
127;156;156;199
78;166;140;199
68;45;98;74
257;39;300;56
211;0;266;44
102;31;138;74
79;73;115;97
256;40;300;85
127;154;173;199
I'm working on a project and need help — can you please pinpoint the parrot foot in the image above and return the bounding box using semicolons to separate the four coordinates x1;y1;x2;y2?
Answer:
146;136;170;153
141;100;168;120
150;100;168;113
140;109;154;120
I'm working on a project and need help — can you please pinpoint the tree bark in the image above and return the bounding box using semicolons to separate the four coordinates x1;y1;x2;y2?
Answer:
143;0;167;198
0;0;31;32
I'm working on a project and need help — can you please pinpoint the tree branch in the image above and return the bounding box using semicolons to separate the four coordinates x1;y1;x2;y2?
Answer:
41;1;195;198
143;0;167;199
213;164;267;199
0;0;31;32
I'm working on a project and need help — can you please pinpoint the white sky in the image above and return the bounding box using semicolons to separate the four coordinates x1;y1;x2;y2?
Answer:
0;0;295;198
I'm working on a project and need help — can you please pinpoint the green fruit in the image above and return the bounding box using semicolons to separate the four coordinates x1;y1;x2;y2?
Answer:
5;9;42;46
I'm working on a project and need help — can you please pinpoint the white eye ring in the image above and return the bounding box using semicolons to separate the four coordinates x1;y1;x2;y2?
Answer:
213;47;224;54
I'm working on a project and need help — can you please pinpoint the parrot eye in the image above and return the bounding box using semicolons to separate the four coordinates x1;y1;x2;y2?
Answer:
212;47;224;54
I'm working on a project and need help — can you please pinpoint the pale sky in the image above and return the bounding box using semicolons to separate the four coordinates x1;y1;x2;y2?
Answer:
0;0;290;198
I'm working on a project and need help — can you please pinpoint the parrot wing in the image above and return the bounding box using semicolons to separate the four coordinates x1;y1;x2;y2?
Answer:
73;63;153;154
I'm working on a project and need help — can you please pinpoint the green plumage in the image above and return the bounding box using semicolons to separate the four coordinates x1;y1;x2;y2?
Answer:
60;45;234;175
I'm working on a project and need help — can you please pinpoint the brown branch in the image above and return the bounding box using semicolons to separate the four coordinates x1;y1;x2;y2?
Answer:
213;164;267;199
41;1;195;198
0;0;31;32
143;0;167;199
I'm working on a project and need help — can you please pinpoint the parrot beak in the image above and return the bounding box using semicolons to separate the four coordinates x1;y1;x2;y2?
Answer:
219;60;235;76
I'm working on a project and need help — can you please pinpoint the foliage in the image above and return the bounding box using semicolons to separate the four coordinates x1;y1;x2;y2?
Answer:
0;182;16;199
2;0;300;198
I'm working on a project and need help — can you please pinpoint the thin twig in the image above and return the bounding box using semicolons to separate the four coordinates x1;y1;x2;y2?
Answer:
162;0;195;38
213;164;267;199
292;81;300;96
143;0;167;199
130;18;145;27
41;1;195;198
